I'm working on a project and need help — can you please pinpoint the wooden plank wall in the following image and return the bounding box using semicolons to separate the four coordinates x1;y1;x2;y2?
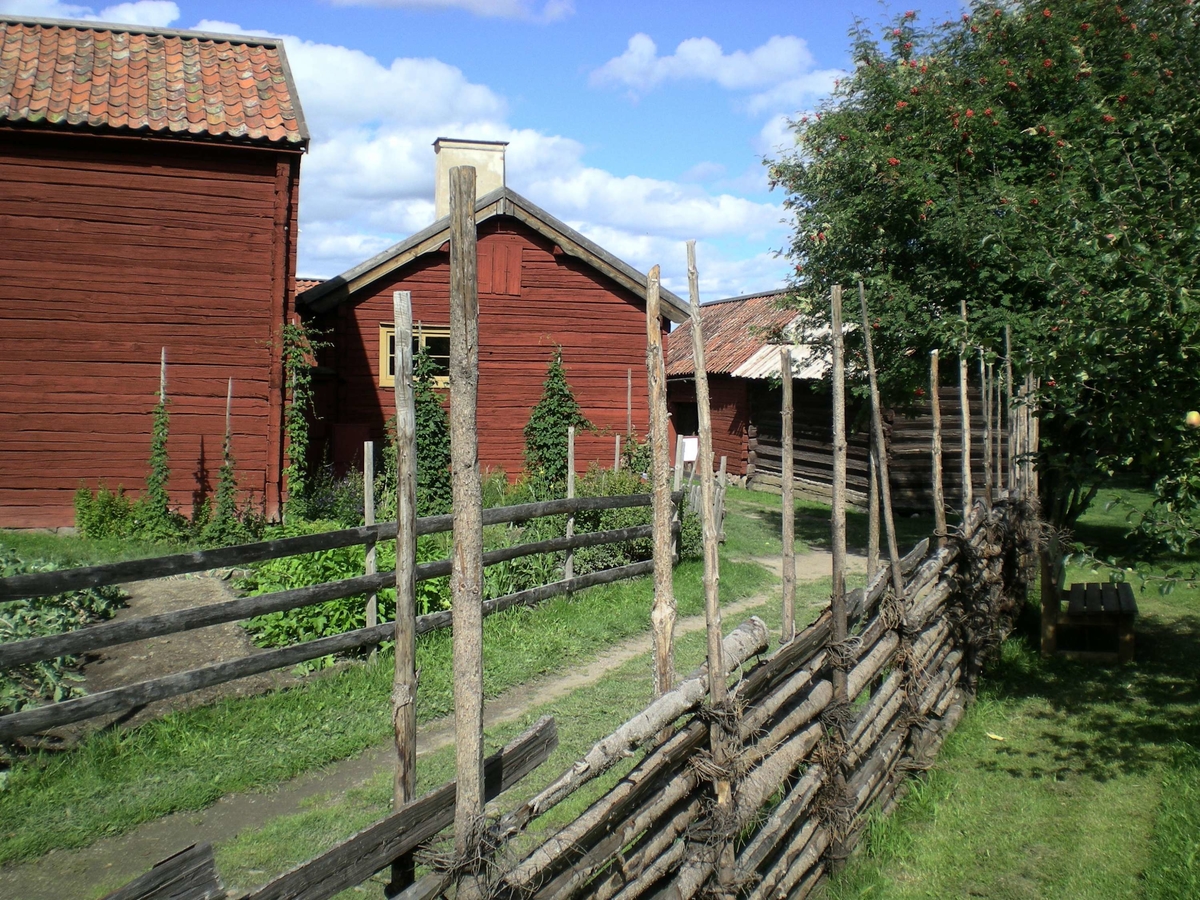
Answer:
313;219;664;478
748;383;1006;512
0;131;299;527
668;376;750;476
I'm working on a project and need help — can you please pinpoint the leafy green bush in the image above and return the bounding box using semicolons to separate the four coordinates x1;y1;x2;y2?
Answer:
0;550;126;716
240;521;450;655
523;347;591;489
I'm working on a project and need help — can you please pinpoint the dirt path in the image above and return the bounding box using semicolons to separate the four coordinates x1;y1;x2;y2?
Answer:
0;548;862;899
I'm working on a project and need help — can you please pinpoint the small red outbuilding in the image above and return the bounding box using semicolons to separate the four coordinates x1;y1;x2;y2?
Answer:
298;140;690;478
0;17;307;527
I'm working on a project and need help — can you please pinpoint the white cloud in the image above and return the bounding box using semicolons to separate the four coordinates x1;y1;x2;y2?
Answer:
758;113;797;156
590;33;815;93
0;0;179;25
681;161;726;183
327;0;572;22
745;68;843;116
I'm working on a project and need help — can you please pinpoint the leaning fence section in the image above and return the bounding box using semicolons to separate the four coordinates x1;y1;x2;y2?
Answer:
388;495;1035;900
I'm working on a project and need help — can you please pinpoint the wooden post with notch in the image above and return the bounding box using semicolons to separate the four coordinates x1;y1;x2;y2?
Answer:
959;300;973;518
781;346;796;643
645;265;676;697
448;166;486;899
388;290;417;893
930;351;947;546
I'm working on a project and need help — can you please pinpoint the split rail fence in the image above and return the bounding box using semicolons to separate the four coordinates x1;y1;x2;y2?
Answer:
0;490;683;741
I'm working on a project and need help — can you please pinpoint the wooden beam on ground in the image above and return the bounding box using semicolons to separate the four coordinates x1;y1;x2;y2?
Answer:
101;843;223;900
448;165;486;898
645;265;676;696
390;289;418;892
781;345;796;643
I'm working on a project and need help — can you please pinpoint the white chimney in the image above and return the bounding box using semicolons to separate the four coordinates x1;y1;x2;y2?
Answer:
433;138;508;219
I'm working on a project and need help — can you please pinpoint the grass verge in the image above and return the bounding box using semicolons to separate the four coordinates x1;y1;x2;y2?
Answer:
826;493;1200;900
0;557;771;865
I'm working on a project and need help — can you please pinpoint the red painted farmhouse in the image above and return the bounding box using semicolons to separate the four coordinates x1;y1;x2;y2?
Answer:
299;140;689;477
0;17;306;527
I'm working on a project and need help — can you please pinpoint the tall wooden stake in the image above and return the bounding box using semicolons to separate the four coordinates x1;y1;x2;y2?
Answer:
829;287;848;706
564;426;576;583
992;361;1003;493
673;435;685;492
389;290;417;892
626;367;633;437
780;346;796;643
981;350;993;509
614;434;622;471
959;299;973;517
868;441;880;582
860;283;904;598
930;351;947;545
159;347;167;402
448;167;485;896
645;267;676;696
364;440;377;641
1005;325;1015;490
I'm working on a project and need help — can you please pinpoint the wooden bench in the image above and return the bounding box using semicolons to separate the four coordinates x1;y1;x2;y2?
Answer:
1040;536;1138;663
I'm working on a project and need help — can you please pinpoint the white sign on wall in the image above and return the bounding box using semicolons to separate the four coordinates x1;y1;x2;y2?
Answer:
681;436;699;463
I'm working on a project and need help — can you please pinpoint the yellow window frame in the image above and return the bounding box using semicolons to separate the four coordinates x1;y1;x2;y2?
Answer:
379;322;451;388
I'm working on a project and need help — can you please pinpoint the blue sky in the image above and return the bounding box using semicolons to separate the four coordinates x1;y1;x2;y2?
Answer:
3;0;957;297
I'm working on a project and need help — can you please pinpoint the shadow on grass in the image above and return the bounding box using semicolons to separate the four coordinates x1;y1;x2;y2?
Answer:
976;613;1200;783
752;505;938;557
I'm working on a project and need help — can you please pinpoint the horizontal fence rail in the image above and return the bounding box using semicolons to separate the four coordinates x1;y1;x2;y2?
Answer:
0;493;683;740
0;493;674;602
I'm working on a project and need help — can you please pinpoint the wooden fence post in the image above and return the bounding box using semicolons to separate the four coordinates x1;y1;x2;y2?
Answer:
1005;325;1015;491
992;360;1003;494
673;435;685;492
627;367;633;437
868;442;880;583
959;300;973;517
389;290;418;893
981;350;993;510
930;351;947;546
686;240;735;890
645;265;676;697
564;427;575;583
615;434;622;471
448;166;486;899
716;456;727;541
859;284;905;598
781;346;796;643
830;287;848;704
364;440;377;648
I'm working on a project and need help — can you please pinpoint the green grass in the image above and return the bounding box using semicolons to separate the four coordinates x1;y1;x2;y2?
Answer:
0;556;772;865
205;575;837;899
0;529;185;568
826;490;1200;900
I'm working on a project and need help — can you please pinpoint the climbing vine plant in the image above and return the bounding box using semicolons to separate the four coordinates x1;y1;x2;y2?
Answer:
282;321;328;519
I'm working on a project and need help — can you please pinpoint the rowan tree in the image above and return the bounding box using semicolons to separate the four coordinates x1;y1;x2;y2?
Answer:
770;0;1200;526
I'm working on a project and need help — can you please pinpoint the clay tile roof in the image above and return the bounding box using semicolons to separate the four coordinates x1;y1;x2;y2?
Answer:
295;278;324;294
667;290;798;378
0;16;307;147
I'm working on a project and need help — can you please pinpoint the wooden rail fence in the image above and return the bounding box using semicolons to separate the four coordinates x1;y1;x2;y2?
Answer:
0;492;683;741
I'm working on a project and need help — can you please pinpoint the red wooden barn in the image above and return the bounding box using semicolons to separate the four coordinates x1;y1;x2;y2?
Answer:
298;139;689;477
0;16;307;528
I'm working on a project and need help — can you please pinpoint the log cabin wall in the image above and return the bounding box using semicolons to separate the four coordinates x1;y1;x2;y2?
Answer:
0;130;300;528
311;218;662;477
747;382;1006;512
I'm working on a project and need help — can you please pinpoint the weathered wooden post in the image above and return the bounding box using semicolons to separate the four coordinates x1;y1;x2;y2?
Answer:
645;265;676;697
614;434;622;471
868;442;880;582
564;426;576;583
780;345;796;643
981;351;993;509
959;299;973;517
364;440;377;643
448;167;486;899
830;287;848;704
389;290;417;893
716;455;728;542
930;350;947;545
1005;325;1015;491
992;360;1003;493
626;366;633;437
673;435;685;492
859;283;904;597
686;240;735;889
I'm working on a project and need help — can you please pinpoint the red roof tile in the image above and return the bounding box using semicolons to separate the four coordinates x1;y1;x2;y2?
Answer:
0;17;307;147
295;278;324;294
667;290;796;377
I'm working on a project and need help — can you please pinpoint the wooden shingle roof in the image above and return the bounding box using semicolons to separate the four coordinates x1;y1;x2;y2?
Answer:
0;16;308;147
667;290;797;377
